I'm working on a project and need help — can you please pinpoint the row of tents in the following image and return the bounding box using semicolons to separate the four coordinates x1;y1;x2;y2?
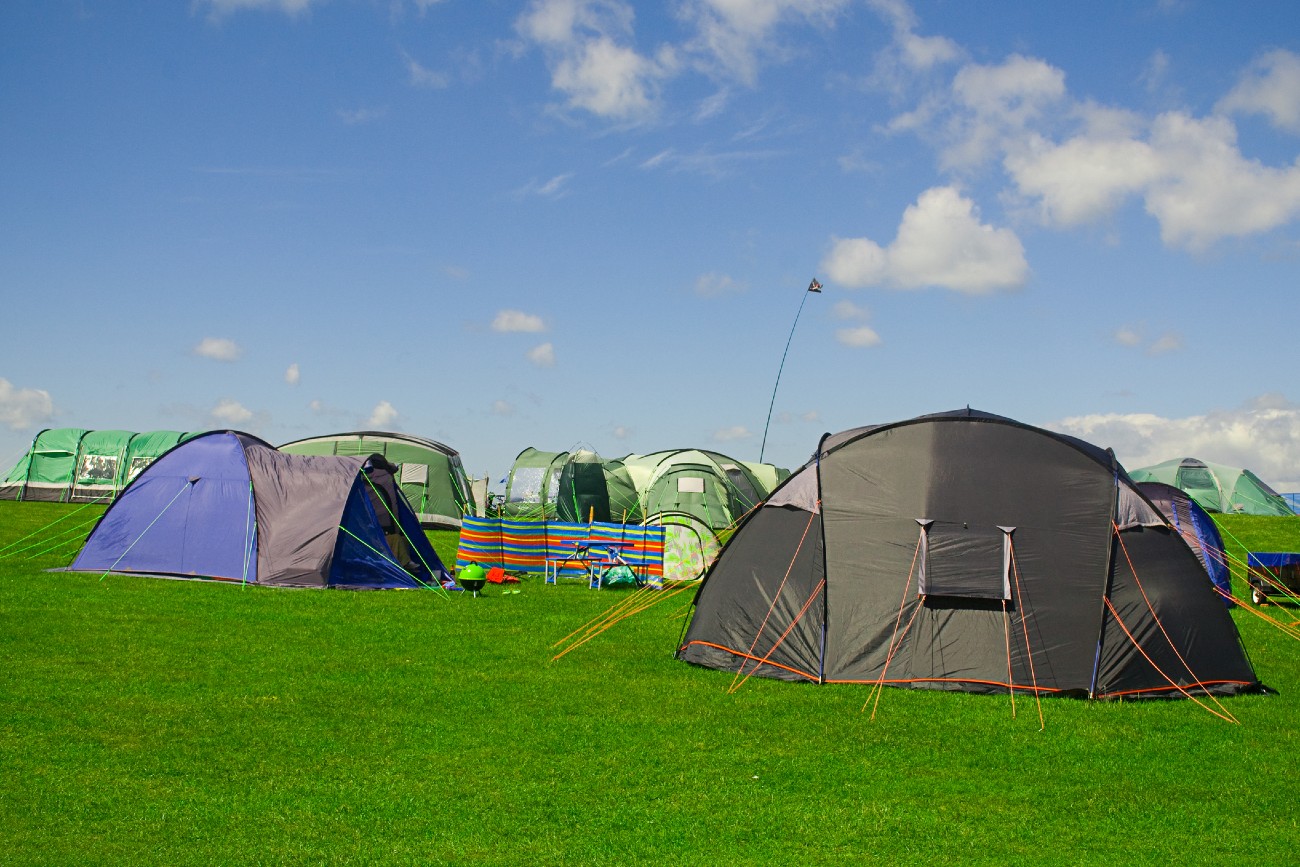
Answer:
22;407;1292;703
1;428;476;529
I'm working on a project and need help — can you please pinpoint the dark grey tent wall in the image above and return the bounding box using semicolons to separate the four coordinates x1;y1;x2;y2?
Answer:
678;410;1261;699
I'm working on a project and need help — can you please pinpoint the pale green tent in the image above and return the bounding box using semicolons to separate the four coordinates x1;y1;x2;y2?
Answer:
279;431;475;529
1129;457;1294;516
502;447;569;519
0;428;195;502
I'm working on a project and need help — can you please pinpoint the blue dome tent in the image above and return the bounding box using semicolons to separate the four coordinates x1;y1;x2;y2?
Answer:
70;430;449;589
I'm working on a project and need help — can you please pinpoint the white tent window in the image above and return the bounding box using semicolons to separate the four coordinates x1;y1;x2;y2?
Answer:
399;462;428;485
677;477;705;494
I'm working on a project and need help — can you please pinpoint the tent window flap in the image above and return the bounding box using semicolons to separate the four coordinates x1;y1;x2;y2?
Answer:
917;521;1011;601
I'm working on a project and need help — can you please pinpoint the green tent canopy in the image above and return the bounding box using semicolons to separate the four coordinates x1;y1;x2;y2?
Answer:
278;431;475;529
1;428;196;503
1128;457;1294;517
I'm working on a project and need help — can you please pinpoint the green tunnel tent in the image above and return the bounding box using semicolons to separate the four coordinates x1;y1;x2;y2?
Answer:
623;449;780;532
501;447;641;523
502;448;569;519
1129;457;1294;517
278;431;475;529
555;450;642;523
1;428;197;503
679;409;1261;699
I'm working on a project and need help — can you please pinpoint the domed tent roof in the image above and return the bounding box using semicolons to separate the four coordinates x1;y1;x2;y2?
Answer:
679;409;1260;700
1129;457;1293;516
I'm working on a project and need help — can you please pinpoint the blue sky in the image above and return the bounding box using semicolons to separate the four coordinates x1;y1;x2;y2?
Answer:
3;0;1299;491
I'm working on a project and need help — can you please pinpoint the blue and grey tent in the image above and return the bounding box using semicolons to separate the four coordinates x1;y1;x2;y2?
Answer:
69;430;450;589
1138;481;1233;607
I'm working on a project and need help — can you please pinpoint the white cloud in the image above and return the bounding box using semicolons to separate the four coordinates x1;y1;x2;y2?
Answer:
1217;49;1300;134
367;400;399;428
867;0;960;93
0;378;54;430
1147;332;1183;355
514;173;574;199
712;425;751;442
887;41;1300;250
942;54;1067;170
832;299;868;320
527;342;557;367
1006;130;1163;227
193;337;242;362
338;107;387;125
1049;396;1300;491
491;400;516;416
211;398;253;426
285;363;300;386
516;0;667;121
835;325;882;348
822;186;1027;294
492;310;547;332
695;271;747;297
405;53;450;89
200;0;317;17
1142;112;1300;250
612;424;632;439
1112;327;1142;347
678;0;852;86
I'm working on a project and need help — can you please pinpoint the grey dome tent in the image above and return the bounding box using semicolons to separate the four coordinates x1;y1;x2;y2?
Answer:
678;410;1261;700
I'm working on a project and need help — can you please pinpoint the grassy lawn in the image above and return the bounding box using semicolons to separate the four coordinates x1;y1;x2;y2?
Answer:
1;501;1299;865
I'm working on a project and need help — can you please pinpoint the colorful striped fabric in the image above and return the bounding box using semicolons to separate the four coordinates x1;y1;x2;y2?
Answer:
456;517;665;578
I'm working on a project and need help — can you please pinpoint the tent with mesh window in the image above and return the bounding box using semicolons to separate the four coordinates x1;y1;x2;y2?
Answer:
68;430;449;589
1128;457;1293;517
1;428;196;503
678;409;1261;699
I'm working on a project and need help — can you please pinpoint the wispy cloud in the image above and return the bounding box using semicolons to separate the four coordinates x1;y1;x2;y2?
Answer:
193;337;242;362
527;342;556;367
284;363;300;385
695;272;747;297
491;400;516;416
0;378;54;430
338;107;387;125
513;173;575;199
492;310;547;333
712;425;751;442
405;52;450;89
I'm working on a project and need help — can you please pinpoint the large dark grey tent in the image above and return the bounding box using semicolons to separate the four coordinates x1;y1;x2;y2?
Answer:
69;430;450;589
678;410;1261;699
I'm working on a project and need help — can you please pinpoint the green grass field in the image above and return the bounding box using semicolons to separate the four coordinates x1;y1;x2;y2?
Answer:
2;502;1299;865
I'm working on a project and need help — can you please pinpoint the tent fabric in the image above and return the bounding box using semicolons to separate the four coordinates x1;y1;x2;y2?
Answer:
678;409;1261;700
278;431;475;529
69;430;449;589
1129;457;1294;516
1;428;196;503
1138;481;1233;606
